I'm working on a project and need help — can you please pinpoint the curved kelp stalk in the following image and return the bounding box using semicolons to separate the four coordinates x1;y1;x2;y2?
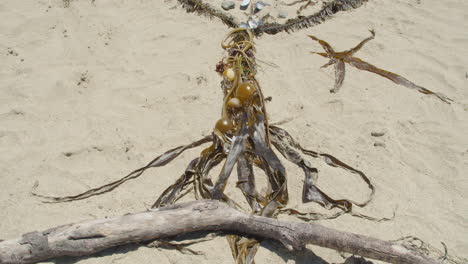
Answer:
253;0;369;35
176;0;239;28
31;29;421;263
175;0;369;36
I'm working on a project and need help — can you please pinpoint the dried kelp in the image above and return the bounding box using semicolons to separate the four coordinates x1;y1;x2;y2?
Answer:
296;0;316;15
147;233;219;255
308;30;453;103
269;125;376;220
176;0;239;28
253;0;369;35
282;0;317;15
32;136;213;202
174;0;368;36
32;28;386;263
391;236;468;264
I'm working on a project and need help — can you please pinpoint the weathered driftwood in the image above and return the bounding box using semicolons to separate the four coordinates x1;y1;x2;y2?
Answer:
0;200;437;264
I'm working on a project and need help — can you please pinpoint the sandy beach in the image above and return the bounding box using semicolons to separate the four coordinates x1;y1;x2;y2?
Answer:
1;0;467;263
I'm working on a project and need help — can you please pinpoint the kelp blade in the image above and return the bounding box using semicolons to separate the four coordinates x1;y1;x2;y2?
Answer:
32;136;212;203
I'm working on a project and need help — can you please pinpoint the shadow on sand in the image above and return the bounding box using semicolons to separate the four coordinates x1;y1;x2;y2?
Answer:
52;233;375;264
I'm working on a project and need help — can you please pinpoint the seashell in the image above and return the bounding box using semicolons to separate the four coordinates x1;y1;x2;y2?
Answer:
239;22;249;29
221;1;235;10
247;19;258;29
240;0;251;10
278;10;288;18
255;1;270;11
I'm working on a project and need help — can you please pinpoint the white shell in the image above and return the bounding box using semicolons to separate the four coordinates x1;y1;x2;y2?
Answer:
239;22;249;29
240;0;251;8
255;1;270;10
248;19;258;29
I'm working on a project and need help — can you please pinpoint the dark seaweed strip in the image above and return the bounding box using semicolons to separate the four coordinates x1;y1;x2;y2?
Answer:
301;165;350;210
253;0;369;35
176;0;238;28
270;126;391;222
270;125;374;207
226;118;287;264
194;141;225;201
269;126;352;215
308;35;335;54
390;236;468;264
280;208;346;221
226;235;260;264
147;136;213;168
231;121;280;263
347;58;453;103
344;29;375;55
332;60;345;93
297;0;316;15
152;158;199;208
32;136;213;203
250;119;288;206
237;155;262;213
300;149;374;207
350;211;394;222
175;0;368;36
309;30;453;103
211;122;249;200
147;236;217;255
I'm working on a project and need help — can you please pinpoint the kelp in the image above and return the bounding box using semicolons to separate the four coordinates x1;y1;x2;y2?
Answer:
31;136;213;202
391;236;468;264
295;0;316;15
176;0;238;28
308;30;453;103
147;232;220;255
174;0;369;36
280;0;317;15
254;0;369;35
32;29;386;263
269;125;379;221
26;1;465;260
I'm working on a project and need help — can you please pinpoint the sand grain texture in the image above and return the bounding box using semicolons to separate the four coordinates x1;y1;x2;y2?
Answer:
0;0;467;263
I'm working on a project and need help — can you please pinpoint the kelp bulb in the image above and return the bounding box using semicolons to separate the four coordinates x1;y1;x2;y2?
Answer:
215;118;235;134
236;83;256;102
227;97;241;108
223;68;235;81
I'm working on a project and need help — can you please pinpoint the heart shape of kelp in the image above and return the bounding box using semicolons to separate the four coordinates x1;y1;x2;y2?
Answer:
32;28;387;262
176;0;370;35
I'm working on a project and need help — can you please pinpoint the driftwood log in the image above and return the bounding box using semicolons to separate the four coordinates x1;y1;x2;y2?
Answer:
0;200;437;264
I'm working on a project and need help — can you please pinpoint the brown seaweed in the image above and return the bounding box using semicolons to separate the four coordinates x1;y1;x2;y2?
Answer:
176;0;238;28
283;0;317;15
391;236;467;264
32;136;213;203
308;30;452;103
254;0;369;35
31;29;388;263
175;0;369;36
269;125;389;221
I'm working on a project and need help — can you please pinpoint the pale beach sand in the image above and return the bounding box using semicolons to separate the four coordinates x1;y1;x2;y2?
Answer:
0;0;467;263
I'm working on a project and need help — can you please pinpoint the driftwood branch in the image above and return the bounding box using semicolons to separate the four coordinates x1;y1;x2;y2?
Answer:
0;200;437;264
